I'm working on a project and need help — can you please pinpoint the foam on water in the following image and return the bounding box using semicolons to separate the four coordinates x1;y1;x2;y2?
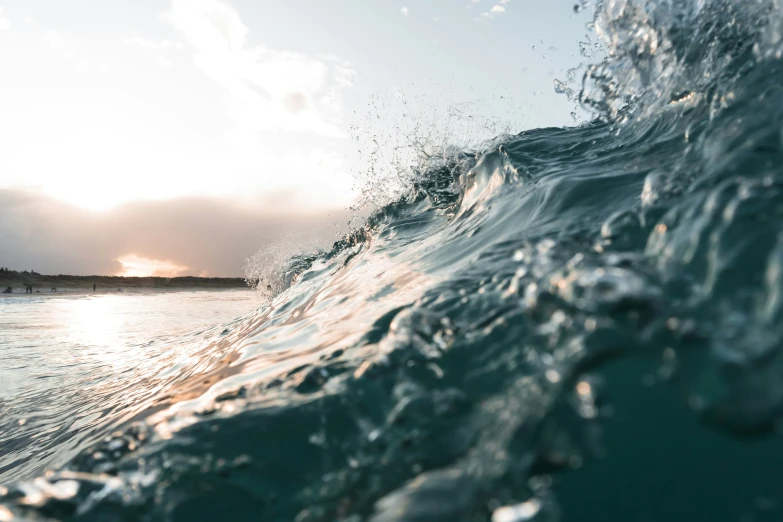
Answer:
4;0;783;520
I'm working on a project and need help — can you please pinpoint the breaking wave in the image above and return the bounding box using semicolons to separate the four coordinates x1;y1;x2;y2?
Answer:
5;1;783;520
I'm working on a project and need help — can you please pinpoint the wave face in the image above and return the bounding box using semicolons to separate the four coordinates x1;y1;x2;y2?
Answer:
5;1;783;520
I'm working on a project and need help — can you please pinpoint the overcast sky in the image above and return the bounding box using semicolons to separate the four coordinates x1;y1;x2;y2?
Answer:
0;0;594;276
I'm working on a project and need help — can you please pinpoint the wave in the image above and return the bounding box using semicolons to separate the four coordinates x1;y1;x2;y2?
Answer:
4;1;783;520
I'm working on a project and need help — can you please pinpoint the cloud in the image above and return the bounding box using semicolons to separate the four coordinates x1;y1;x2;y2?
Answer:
0;189;349;277
0;6;9;32
478;3;508;20
0;0;358;219
165;0;353;137
122;36;184;51
401;7;409;15
41;30;83;58
122;37;182;67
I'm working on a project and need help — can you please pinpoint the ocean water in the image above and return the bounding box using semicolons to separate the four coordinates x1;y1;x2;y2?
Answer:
4;0;783;520
0;290;260;485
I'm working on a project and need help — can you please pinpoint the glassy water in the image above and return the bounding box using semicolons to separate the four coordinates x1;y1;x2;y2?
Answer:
0;290;260;484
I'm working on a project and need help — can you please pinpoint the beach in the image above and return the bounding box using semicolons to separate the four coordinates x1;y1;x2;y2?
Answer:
0;270;248;296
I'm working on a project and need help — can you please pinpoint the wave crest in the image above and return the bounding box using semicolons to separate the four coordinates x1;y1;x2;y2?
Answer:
579;0;779;121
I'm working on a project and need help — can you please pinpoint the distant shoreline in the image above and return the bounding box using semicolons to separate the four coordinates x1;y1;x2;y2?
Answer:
0;270;249;295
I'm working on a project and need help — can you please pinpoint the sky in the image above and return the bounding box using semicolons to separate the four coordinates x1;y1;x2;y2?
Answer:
0;0;594;276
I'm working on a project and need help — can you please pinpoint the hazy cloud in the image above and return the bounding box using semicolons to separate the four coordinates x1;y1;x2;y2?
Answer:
0;2;357;212
490;5;506;13
401;7;409;15
122;36;184;51
165;0;354;137
121;37;181;68
0;189;348;277
42;30;82;57
0;6;10;32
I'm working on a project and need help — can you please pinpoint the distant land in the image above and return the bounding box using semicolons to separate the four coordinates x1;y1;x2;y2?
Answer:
0;269;248;294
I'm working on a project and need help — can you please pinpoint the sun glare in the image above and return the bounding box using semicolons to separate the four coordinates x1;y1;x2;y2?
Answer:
117;254;189;277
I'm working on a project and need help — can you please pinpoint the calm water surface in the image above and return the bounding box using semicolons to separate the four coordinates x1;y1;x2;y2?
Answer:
0;289;260;483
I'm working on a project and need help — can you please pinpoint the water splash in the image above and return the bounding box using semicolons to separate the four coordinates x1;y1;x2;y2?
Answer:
579;0;776;121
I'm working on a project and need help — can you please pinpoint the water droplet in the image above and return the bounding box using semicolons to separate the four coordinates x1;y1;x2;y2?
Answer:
545;369;561;383
576;381;592;396
0;505;13;522
308;432;326;446
492;499;541;522
49;480;79;500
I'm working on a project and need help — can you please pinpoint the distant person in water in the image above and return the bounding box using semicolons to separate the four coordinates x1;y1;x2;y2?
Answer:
3;286;11;294
51;287;57;292
93;283;96;292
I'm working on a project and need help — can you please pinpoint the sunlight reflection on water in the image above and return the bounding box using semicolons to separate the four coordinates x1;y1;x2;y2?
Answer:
0;289;260;484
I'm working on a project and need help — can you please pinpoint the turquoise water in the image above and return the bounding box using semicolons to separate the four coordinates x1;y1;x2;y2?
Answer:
3;0;783;520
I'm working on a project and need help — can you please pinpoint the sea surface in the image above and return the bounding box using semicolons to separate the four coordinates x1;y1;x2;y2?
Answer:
0;290;260;485
3;0;783;520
